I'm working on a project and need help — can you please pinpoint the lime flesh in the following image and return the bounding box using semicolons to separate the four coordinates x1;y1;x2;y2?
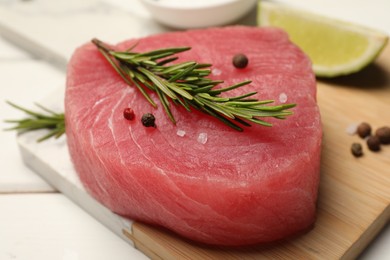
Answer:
257;1;388;77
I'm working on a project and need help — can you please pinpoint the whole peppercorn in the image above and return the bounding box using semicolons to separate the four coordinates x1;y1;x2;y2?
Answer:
141;113;156;127
357;122;371;138
366;136;381;152
375;126;390;144
232;54;248;69
123;108;135;120
351;143;363;157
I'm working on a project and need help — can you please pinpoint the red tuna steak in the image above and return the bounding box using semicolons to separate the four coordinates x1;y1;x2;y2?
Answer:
65;26;322;246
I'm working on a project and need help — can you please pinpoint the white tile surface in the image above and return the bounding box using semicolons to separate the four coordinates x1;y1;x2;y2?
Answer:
0;35;29;58
359;224;390;259
0;194;148;260
0;57;64;192
0;0;167;70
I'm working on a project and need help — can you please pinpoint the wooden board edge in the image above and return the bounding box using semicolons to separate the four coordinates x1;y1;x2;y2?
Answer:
123;228;163;260
131;223;194;260
129;200;390;260
342;204;390;260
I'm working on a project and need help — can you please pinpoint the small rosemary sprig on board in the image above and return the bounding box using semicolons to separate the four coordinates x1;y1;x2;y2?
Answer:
4;101;65;142
92;38;296;131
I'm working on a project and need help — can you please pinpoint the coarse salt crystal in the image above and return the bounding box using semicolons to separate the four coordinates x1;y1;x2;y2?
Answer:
346;123;358;135
176;129;186;137
212;68;221;76
279;92;288;103
197;132;208;144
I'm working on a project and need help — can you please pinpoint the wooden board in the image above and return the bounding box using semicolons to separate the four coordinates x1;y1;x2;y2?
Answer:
15;46;390;260
120;46;390;259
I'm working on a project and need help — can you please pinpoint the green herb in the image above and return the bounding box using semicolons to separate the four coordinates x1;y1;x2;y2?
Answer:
5;39;297;141
92;38;296;131
4;101;65;142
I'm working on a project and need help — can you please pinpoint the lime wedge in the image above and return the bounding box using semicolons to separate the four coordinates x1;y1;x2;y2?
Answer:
257;1;388;77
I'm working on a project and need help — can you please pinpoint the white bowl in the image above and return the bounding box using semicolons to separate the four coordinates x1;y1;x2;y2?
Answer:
140;0;257;29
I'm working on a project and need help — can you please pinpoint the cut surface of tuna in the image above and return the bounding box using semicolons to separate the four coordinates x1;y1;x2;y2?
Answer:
65;26;322;246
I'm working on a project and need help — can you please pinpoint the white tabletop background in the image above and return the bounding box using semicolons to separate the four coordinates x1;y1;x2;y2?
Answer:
0;0;389;259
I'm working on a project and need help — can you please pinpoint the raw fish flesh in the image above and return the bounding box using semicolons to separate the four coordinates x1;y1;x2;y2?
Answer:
65;26;322;246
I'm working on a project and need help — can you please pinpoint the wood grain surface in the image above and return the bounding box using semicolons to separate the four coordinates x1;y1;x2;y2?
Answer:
124;45;390;260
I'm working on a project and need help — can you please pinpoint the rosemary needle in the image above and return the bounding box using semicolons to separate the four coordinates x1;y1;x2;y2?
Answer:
92;38;296;131
4;101;65;142
5;39;297;142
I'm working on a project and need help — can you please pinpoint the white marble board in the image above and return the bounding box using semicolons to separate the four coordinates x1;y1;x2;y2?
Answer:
0;0;161;255
15;88;137;248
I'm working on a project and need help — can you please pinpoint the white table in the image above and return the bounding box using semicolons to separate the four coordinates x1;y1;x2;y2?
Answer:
0;0;389;259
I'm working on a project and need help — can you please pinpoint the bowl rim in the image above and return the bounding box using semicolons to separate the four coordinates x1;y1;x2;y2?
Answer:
140;0;255;11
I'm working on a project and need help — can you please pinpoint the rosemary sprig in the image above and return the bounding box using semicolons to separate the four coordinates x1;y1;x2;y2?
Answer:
5;39;297;142
4;101;65;142
92;38;296;131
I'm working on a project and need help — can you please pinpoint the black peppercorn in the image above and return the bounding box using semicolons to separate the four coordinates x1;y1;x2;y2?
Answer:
375;126;390;144
366;136;381;151
357;122;371;138
141;113;156;127
351;143;363;157
232;54;248;69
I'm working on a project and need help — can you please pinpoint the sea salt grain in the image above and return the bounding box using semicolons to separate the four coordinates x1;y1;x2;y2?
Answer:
212;68;222;76
346;123;358;135
279;92;288;103
176;129;186;137
197;132;208;144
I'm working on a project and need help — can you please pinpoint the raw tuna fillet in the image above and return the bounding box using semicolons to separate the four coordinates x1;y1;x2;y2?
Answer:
65;26;322;246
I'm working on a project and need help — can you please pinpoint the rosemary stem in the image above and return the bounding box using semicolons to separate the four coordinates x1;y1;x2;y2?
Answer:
92;38;112;53
5;39;297;143
91;38;296;131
